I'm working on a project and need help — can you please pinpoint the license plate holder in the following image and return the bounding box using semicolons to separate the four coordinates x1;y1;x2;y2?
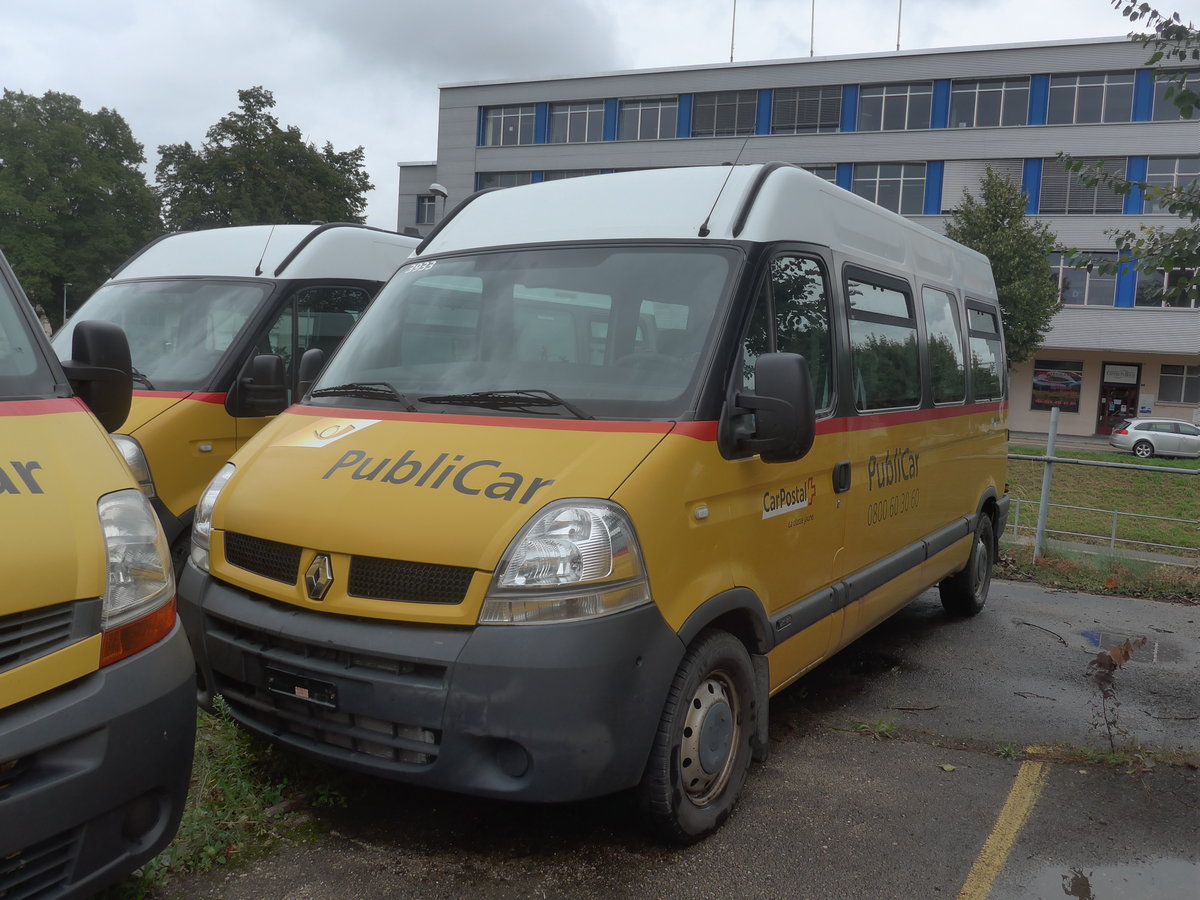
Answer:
265;666;338;708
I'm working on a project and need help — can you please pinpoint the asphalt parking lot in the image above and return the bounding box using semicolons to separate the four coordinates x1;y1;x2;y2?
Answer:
158;581;1198;900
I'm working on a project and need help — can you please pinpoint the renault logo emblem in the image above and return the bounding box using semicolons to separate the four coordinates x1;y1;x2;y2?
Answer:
304;553;333;601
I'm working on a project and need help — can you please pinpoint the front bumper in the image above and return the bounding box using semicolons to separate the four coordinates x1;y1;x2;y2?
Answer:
178;562;684;802
0;622;196;899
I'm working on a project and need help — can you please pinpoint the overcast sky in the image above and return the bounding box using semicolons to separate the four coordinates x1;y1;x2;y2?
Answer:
3;0;1196;228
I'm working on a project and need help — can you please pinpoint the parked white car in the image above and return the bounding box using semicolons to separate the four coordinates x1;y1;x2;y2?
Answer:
1109;418;1200;459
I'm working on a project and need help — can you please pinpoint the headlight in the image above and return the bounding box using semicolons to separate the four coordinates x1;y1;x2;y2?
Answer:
190;463;235;572
111;434;155;499
98;489;175;666
480;501;651;625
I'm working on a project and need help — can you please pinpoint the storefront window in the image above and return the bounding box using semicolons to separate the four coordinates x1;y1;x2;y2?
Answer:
1031;359;1084;412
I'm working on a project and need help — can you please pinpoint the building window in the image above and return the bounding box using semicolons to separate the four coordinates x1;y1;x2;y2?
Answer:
1159;364;1200;403
802;164;837;183
482;105;537;146
1152;71;1200;120
852;163;926;215
415;195;436;225
617;97;678;140
1049;251;1118;305
541;169;604;181
1038;157;1126;214
691;91;758;137
549;101;604;143
1031;360;1084;413
1046;72;1134;124
772;86;842;134
476;171;534;190
949;78;1030;128
1144;156;1200;213
1134;268;1200;307
857;82;933;131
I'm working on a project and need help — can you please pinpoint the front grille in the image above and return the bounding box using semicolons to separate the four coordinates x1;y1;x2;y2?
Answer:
348;556;473;604
225;532;302;584
207;612;445;767
0;828;80;899
0;601;100;675
225;533;473;604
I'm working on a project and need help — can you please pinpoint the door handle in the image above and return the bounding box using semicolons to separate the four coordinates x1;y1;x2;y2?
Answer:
833;461;852;494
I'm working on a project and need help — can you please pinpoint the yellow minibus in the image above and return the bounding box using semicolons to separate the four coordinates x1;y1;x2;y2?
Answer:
53;224;418;572
178;165;1008;842
0;250;193;895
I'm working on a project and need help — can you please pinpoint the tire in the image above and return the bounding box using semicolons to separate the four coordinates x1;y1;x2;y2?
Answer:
638;629;756;844
1133;440;1154;459
939;513;994;618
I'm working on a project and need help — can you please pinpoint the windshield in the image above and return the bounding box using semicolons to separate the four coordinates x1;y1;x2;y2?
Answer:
52;279;270;391
0;276;57;399
313;245;740;419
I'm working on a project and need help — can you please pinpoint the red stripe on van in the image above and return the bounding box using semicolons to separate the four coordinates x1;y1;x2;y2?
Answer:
289;404;676;435
132;390;227;404
0;398;86;416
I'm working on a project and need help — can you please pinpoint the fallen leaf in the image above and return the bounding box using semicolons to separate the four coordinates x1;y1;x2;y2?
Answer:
939;764;957;772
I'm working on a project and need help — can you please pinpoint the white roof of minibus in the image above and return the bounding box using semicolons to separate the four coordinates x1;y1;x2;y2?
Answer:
420;165;996;300
112;224;419;282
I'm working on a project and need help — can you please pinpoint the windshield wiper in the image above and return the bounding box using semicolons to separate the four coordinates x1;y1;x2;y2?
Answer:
130;366;155;390
309;382;417;411
418;389;592;420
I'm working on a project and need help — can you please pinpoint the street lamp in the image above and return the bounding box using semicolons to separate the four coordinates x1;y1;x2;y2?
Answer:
62;282;72;325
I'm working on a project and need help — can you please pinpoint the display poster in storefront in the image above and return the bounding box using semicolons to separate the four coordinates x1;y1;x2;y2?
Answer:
1031;359;1084;412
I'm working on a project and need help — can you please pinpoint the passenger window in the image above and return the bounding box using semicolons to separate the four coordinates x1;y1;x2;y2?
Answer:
848;274;919;410
921;287;966;404
741;255;834;410
967;305;1005;401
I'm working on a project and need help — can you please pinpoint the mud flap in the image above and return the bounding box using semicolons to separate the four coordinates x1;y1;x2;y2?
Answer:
751;653;770;762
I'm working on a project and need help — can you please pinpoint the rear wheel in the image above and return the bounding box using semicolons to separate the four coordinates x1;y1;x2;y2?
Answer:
639;629;756;844
939;514;994;617
1133;440;1154;459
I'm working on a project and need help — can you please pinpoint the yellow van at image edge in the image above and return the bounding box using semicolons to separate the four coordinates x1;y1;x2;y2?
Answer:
1;349;194;891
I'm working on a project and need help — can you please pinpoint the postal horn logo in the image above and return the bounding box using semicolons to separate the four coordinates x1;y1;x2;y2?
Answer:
305;553;334;601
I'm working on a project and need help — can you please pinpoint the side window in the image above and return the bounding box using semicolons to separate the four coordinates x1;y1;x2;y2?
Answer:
741;255;834;411
263;286;372;396
847;273;919;410
921;286;966;404
967;304;1005;401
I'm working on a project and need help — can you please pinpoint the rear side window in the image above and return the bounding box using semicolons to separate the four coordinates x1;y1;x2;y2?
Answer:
967;304;1004;401
847;271;919;411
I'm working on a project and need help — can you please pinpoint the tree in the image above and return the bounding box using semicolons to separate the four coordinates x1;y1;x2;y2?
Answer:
156;87;373;230
943;167;1061;366
1060;2;1199;305
0;90;162;324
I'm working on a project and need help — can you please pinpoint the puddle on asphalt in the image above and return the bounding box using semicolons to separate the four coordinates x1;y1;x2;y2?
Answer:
1079;630;1182;663
1018;860;1200;899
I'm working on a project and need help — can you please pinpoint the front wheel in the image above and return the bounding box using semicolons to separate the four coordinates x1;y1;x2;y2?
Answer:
1133;440;1154;459
939;513;994;617
638;629;756;844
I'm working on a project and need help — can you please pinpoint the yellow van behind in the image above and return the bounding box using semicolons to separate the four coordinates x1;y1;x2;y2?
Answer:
52;224;419;571
0;251;193;896
178;165;1008;842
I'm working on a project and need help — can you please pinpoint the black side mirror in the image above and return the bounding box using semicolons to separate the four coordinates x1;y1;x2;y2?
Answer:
297;347;326;399
60;320;133;432
227;353;288;418
731;352;816;463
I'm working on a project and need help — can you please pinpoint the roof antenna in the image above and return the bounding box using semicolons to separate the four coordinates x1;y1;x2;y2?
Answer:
698;138;751;237
254;225;278;277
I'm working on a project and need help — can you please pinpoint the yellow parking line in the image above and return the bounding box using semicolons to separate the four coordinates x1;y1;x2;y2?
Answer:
957;755;1051;900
